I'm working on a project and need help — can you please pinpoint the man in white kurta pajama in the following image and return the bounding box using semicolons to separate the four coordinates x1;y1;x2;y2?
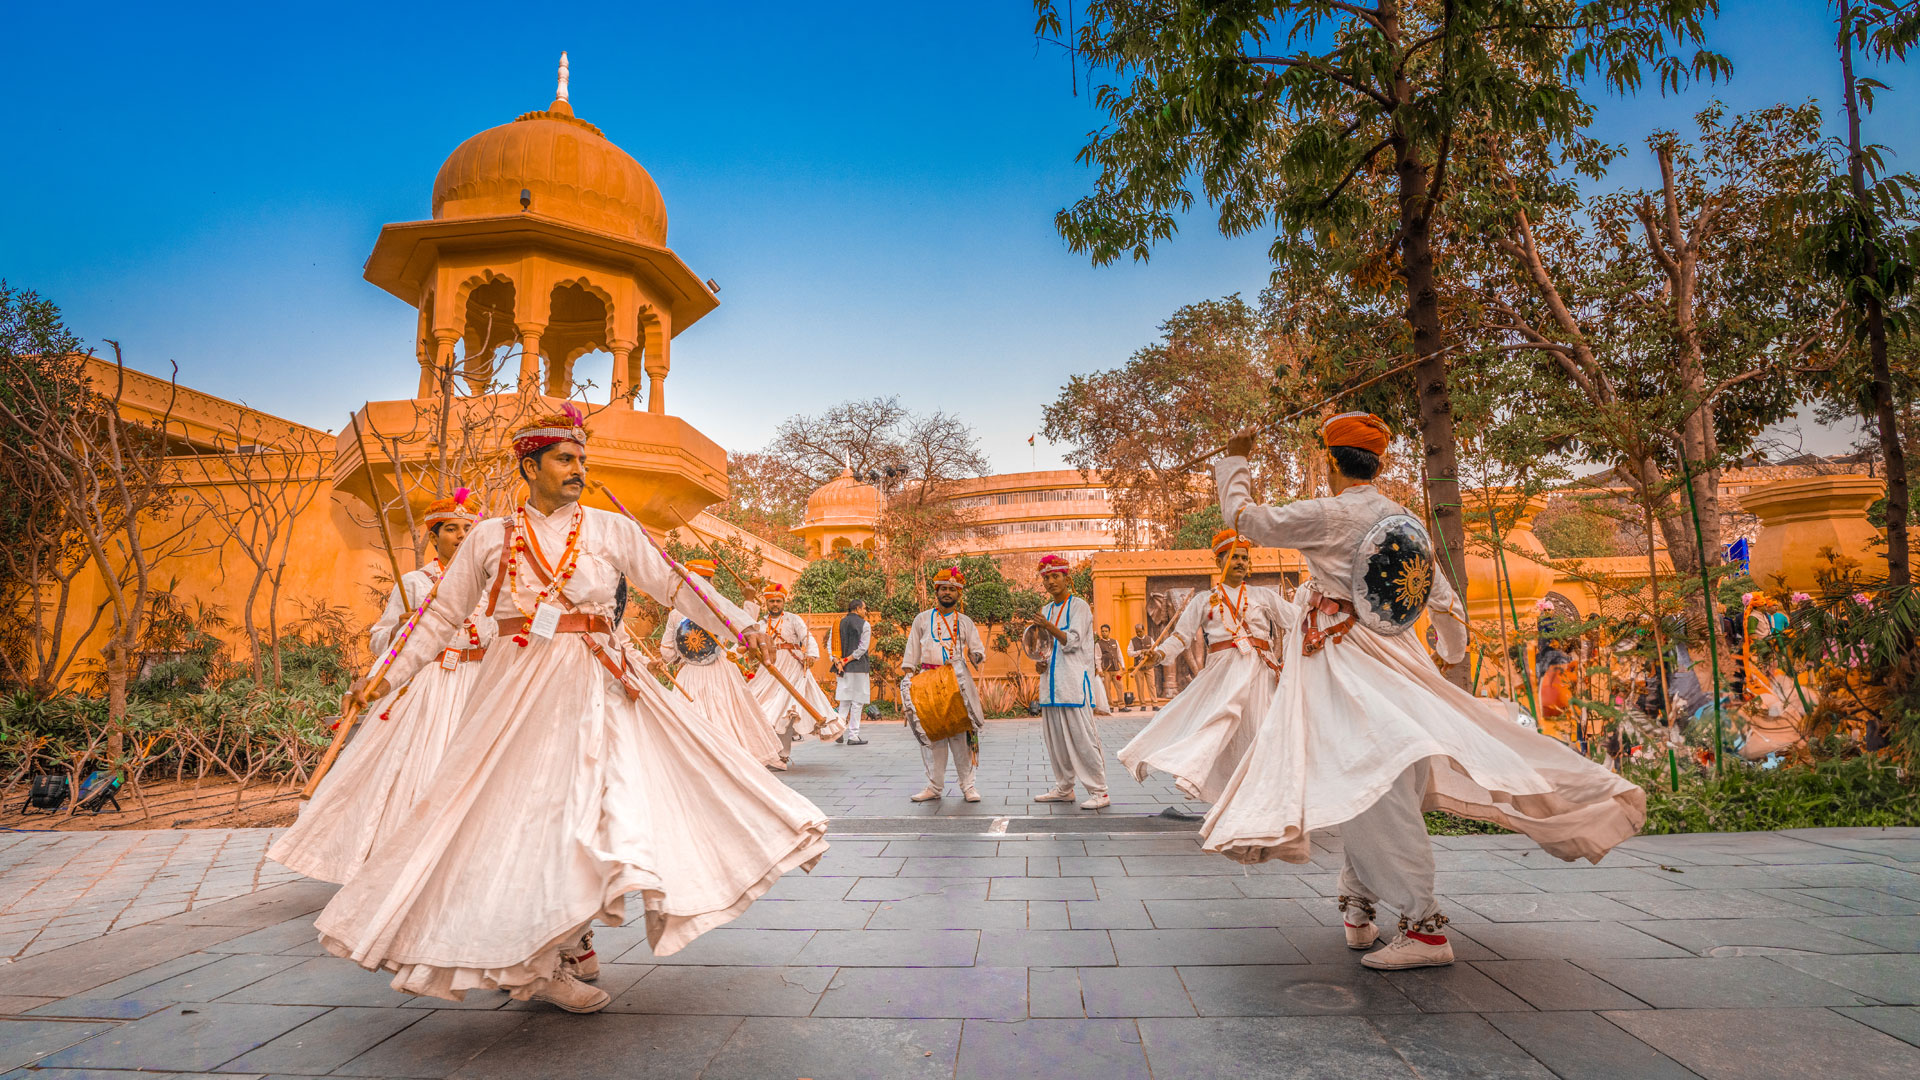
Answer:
1212;413;1644;970
1029;555;1110;810
750;583;846;762
901;567;986;803
1119;529;1296;803
317;411;828;1013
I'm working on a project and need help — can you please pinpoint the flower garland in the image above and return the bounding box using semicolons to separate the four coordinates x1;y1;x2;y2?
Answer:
505;504;585;647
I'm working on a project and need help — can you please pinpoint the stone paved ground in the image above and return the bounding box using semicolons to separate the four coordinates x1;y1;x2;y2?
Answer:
1;717;1917;1078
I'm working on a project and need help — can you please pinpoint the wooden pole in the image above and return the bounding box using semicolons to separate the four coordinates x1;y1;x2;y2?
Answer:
301;573;444;798
594;482;832;729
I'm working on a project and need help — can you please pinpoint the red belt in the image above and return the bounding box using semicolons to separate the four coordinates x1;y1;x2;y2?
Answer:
495;614;612;637
919;663;945;671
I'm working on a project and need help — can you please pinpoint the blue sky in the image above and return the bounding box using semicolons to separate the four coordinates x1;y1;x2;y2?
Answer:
2;1;1906;471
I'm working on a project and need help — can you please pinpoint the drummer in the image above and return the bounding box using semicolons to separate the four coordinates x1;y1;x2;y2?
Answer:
900;566;987;804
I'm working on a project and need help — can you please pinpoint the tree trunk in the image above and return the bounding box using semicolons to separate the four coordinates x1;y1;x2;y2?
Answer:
104;641;128;763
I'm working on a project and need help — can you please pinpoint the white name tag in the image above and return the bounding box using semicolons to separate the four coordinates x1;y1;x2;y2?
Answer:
440;648;461;671
530;603;563;640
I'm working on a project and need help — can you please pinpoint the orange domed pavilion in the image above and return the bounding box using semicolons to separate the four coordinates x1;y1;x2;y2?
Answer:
792;467;881;558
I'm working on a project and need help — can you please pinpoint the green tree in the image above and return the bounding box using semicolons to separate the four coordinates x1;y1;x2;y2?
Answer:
1033;0;1725;595
1171;505;1226;551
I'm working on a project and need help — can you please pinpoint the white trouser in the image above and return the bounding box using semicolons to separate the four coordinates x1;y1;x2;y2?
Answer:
839;700;861;736
1040;705;1107;795
1336;761;1440;924
921;734;975;791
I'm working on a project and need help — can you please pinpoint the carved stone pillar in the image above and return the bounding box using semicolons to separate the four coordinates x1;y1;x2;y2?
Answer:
607;340;637;408
517;324;546;390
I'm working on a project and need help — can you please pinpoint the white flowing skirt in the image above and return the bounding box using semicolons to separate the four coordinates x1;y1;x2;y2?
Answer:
1203;619;1645;865
1118;649;1277;803
749;653;846;739
269;659;479;884
674;660;786;767
311;632;830;1001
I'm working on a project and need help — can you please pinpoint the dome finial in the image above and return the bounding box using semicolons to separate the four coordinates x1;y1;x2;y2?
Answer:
556;51;570;104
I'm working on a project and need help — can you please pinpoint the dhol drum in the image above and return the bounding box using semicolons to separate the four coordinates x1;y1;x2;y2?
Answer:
910;662;973;743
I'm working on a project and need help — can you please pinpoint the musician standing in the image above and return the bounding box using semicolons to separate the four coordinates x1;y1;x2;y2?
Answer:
1205;413;1644;971
831;599;872;746
901;567;985;803
1029;554;1110;810
1127;623;1159;708
751;582;846;764
1095;625;1125;709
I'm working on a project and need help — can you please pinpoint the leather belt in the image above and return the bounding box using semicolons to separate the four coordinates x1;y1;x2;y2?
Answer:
441;646;488;663
1209;637;1273;655
778;642;806;652
1302;597;1357;656
495;614;612;637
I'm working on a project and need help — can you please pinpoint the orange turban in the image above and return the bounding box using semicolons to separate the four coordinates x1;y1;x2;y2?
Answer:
423;487;482;527
932;566;966;589
1320;411;1391;455
762;581;788;599
1211;528;1252;557
685;559;717;579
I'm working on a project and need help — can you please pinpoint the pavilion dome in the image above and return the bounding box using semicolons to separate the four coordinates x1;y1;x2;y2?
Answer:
431;97;669;246
801;467;882;530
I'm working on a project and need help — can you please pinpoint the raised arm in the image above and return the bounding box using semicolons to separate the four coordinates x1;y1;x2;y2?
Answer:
602;512;752;640
1155;592;1211;665
1214;456;1322;549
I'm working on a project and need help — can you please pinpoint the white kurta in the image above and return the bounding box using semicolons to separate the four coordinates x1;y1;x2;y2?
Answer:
900;608;986;788
305;504;829;1001
749;611;844;740
270;562;494;885
1204;457;1645;865
1036;596;1108;795
1119;582;1296;803
660;609;785;768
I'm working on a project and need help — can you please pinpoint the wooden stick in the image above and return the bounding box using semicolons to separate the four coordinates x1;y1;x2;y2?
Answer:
1170;353;1433;473
301;575;444;799
594;482;833;729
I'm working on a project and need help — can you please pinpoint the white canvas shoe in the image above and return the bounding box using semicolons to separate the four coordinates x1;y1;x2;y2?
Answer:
1360;915;1454;970
531;971;611;1013
911;786;944;802
963;788;982;803
1078;793;1110;810
1033;788;1075;803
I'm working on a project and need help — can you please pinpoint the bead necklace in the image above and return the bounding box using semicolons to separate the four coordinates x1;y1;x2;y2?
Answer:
505;504;584;647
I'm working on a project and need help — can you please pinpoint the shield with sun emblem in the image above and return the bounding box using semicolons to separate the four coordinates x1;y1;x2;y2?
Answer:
672;617;723;666
1349;514;1435;636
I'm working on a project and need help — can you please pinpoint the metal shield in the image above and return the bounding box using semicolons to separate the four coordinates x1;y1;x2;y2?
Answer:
1348;513;1435;636
672;617;723;665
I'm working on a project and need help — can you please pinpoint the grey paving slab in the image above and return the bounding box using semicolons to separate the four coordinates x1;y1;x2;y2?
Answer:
1111;927;1307;966
1809;915;1920;951
37;1002;327;1072
448;1012;736;1080
216;956;412;1007
1136;1015;1417;1078
1452;891;1658;922
131;953;307;1002
1626;917;1894;956
605;964;834;1016
1377;962;1535;1012
1179;964;1418;1016
1602;888;1848;920
1605;1006;1920;1080
1142;897;1322;928
1471;959;1653;1010
722;898;876;929
1090;874;1244;899
700;1017;959;1080
0;922;257;999
1835;1005;1920;1047
865;896;1028;930
0;1019;113;1071
976;929;1116;967
331;1009;532;1077
1770;952;1920;1004
25;998;174;1021
1462;921;1693;960
1027;900;1069;929
1228;874;1324;898
1370;1012;1556;1078
812;965;1027;1019
1485;1011;1697;1079
1075;967;1196;1017
843;876;987;902
1574;956;1882;1007
789;928;978;967
1027;966;1084;1017
1786;887;1920;915
617;927;813;966
221;1006;423;1074
985;876;1096;900
955;1018;1150;1080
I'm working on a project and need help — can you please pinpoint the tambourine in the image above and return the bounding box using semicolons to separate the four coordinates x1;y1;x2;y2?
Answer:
1020;623;1052;662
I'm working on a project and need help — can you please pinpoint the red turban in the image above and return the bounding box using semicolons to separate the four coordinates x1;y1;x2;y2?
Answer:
1320;411;1391;455
511;403;589;458
1037;554;1072;576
